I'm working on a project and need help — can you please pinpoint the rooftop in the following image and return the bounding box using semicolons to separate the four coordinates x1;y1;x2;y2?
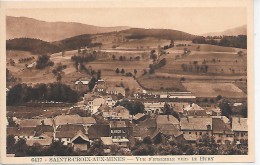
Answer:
232;117;247;132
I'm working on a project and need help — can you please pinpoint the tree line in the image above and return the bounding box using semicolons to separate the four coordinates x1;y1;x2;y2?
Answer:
192;35;247;49
7;83;79;105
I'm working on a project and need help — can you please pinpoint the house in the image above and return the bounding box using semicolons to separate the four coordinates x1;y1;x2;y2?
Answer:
55;124;86;145
232;117;248;144
212;116;230;125
84;93;105;114
98;105;130;121
27;125;53;147
169;102;190;114
183;103;204;111
156;115;180;129
143;102;164;115
71;130;90;151
94;81;107;94
104;95;117;107
132;118;157;140
180;117;212;143
7;127;35;141
204;106;221;116
34;125;54;139
212;118;234;144
17;118;53;127
112;138;129;147
53;114;83;128
150;124;184;143
74;80;89;92
81;117;96;129
183;103;207;118
101;137;113;154
132;113;147;124
26;137;53;147
106;87;126;97
113;106;130;121
87;124;111;141
110;121;132;139
97;104;113;119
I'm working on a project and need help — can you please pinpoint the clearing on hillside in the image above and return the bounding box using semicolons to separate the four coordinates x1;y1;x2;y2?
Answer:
182;82;247;98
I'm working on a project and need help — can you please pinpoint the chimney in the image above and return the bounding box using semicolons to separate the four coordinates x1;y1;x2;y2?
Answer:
167;115;170;121
238;117;241;123
190;103;192;107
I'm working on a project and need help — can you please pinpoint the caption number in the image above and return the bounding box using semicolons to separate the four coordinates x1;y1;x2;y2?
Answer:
31;158;43;162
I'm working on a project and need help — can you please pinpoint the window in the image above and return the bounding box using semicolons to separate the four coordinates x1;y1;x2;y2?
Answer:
241;133;244;137
195;132;197;135
189;132;191;134
217;140;221;143
199;132;202;135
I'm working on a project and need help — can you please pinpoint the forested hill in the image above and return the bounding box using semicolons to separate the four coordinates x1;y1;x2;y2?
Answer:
6;38;61;54
121;28;197;40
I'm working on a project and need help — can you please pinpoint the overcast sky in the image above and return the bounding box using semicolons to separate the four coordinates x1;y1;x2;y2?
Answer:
6;7;246;35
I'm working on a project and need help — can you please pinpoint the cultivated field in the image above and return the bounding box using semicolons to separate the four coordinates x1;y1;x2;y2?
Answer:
182;82;247;98
137;75;187;91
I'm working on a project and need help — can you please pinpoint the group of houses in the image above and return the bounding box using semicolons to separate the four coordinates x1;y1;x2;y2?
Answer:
7;80;248;154
7;102;248;154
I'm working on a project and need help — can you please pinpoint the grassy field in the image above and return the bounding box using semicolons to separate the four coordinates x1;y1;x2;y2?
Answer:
158;49;247;75
137;75;187;91
7;105;72;119
182;82;247;98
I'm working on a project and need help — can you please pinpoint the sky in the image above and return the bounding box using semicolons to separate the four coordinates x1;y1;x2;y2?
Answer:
6;7;247;35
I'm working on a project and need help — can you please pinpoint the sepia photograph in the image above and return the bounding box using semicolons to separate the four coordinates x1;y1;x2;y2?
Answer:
0;0;254;164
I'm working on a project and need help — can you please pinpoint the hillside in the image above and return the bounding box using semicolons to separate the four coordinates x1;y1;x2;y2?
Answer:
6;16;130;42
203;25;247;36
120;28;197;40
6;38;61;54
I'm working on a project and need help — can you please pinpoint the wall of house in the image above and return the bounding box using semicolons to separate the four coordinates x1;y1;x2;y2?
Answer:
213;133;234;144
73;144;88;151
182;130;212;139
234;131;248;143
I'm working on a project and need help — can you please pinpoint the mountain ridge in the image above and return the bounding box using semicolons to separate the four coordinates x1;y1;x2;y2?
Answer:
6;16;130;42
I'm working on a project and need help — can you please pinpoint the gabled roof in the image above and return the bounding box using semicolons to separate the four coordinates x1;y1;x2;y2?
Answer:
18;118;53;127
156;115;179;125
26;137;52;146
232;117;247;132
88;124;110;139
212;118;233;134
139;118;157;128
71;130;90;142
180;117;212;131
82;117;96;124
54;114;82;126
7;127;35;136
34;125;54;137
56;124;86;138
212;116;230;124
110;121;126;128
184;103;204;111
156;124;183;138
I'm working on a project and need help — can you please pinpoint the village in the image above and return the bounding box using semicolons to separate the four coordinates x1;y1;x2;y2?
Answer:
6;78;248;156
